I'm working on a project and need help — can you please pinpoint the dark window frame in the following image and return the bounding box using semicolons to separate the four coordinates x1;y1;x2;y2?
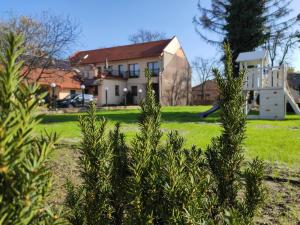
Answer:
131;86;138;96
147;61;159;76
118;65;125;76
128;64;140;77
115;85;120;96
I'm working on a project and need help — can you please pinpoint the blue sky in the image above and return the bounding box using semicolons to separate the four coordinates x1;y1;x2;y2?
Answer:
1;0;300;79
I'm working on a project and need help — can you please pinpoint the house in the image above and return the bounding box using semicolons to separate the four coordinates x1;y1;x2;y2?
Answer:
70;37;191;106
192;80;219;105
24;67;82;101
287;72;300;104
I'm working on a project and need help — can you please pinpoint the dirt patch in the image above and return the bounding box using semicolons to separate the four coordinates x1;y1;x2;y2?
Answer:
255;180;300;224
255;124;300;131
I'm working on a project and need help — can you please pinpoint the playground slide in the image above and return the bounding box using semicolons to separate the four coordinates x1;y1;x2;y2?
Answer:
199;105;220;118
285;89;300;115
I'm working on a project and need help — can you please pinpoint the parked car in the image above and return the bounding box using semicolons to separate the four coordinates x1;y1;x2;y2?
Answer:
57;94;96;108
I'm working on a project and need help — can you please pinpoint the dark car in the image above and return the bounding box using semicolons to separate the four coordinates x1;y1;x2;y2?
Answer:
57;94;96;108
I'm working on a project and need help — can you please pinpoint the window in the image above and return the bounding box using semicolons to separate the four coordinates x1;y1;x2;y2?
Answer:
129;64;140;77
118;65;125;76
131;86;137;96
70;90;76;95
147;61;159;76
115;85;120;96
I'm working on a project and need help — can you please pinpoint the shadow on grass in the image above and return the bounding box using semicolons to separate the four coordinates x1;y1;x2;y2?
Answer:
39;110;221;124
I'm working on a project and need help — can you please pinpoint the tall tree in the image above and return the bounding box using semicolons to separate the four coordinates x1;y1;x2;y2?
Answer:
129;29;167;43
0;12;80;81
0;32;62;224
194;0;299;69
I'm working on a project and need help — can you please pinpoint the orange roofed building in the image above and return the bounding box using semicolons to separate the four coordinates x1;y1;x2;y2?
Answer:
70;36;192;106
23;67;82;100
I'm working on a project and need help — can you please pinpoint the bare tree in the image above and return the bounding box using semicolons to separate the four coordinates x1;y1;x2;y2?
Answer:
266;30;300;66
129;29;166;44
192;57;218;103
0;12;81;81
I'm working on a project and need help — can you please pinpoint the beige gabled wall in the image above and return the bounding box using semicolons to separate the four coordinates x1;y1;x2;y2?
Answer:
160;47;192;106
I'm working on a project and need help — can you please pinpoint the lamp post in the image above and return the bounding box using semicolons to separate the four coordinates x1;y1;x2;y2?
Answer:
80;84;85;107
105;87;109;106
50;82;56;109
123;87;128;106
138;88;142;103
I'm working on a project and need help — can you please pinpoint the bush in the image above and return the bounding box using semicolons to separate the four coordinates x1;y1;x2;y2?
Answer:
65;44;264;224
0;33;62;224
205;43;265;223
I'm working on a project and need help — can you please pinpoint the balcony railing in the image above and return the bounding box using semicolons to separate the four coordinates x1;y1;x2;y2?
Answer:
128;70;140;78
98;70;126;78
97;68;160;78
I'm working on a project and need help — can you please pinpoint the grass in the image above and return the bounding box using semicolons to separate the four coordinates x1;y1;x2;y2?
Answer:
37;105;300;168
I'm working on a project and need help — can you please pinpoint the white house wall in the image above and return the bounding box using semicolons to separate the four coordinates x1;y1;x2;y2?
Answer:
58;88;81;99
101;79;127;106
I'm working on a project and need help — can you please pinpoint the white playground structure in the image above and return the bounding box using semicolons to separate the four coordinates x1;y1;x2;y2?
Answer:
237;50;300;119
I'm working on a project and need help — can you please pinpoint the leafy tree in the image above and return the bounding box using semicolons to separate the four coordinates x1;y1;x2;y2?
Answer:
0;32;62;224
205;43;265;223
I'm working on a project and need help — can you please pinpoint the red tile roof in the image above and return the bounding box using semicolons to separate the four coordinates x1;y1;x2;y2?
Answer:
24;68;81;89
70;39;172;65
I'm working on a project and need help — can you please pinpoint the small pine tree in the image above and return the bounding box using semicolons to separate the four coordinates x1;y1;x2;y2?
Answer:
126;69;213;224
109;123;129;225
65;103;129;225
126;69;163;224
205;43;264;223
0;33;61;224
65;103;113;225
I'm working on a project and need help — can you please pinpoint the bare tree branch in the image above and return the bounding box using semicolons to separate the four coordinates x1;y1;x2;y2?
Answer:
0;12;81;81
192;57;218;102
129;29;167;44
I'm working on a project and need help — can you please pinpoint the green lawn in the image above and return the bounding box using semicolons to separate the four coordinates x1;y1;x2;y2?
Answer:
37;106;300;168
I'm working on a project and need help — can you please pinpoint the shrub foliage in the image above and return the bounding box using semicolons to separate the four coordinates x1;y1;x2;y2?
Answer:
65;44;264;224
0;33;61;224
